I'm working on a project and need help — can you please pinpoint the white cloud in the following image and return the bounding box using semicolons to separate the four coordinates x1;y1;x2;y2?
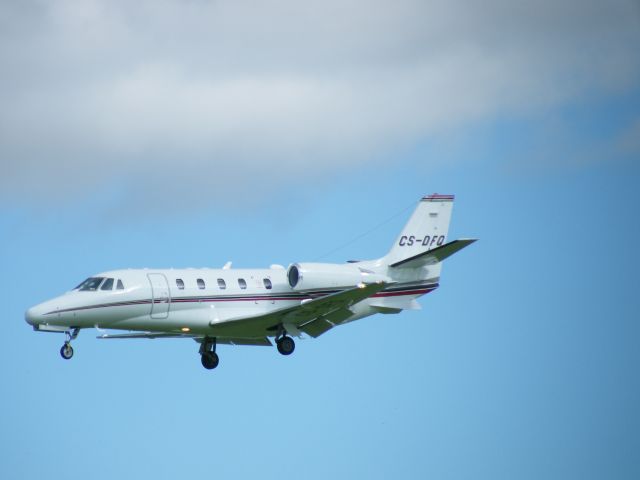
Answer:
1;0;639;211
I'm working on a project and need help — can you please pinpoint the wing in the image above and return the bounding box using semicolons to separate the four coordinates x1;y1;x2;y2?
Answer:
389;239;477;268
209;282;387;339
96;282;386;344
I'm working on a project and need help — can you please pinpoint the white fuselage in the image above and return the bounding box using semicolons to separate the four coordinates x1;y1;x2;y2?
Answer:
25;266;439;338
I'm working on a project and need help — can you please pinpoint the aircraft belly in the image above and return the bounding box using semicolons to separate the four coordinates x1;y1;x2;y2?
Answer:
203;323;269;338
106;301;295;337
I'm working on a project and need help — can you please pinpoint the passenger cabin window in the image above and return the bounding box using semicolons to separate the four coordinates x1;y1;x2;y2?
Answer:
217;278;226;289
100;278;114;290
116;279;125;290
176;279;185;290
76;277;105;291
263;278;272;289
238;278;247;289
197;278;205;290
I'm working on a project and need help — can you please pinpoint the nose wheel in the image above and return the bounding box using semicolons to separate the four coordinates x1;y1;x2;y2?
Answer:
59;328;79;360
60;342;74;359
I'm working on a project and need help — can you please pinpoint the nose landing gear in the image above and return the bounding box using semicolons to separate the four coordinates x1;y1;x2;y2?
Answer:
60;328;80;360
60;343;74;359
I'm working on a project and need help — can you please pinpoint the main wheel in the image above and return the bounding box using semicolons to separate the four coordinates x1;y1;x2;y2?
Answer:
276;336;295;356
201;352;219;370
60;343;74;360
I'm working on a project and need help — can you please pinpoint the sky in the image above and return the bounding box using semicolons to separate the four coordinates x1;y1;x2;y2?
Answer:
1;1;639;479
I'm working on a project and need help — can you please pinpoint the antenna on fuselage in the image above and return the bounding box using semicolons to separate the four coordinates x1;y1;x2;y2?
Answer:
222;261;232;270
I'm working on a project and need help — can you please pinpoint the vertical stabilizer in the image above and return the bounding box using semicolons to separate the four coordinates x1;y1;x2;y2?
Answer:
384;194;454;266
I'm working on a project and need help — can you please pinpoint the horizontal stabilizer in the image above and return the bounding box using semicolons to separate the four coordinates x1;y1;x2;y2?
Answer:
389;239;477;268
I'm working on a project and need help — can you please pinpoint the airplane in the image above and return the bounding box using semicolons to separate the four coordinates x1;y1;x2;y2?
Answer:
25;194;476;370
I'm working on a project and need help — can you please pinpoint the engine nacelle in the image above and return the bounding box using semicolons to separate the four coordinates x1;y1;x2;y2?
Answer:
287;263;388;291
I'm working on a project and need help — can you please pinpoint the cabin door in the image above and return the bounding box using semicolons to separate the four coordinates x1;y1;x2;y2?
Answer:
148;273;171;319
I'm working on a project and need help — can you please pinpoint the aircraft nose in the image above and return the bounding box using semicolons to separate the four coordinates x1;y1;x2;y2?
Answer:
25;305;45;325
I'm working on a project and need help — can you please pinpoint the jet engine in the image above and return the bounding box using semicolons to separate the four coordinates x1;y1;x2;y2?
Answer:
287;263;388;291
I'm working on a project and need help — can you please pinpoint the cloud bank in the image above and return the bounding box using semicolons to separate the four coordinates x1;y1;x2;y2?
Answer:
1;0;639;210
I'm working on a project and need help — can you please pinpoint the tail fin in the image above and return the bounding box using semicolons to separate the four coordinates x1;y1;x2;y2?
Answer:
384;194;455;266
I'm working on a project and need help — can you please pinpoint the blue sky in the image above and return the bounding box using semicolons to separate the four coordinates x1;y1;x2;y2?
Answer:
2;1;640;479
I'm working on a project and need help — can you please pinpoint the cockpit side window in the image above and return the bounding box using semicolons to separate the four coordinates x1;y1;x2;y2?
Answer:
76;277;105;291
116;279;125;290
100;278;114;290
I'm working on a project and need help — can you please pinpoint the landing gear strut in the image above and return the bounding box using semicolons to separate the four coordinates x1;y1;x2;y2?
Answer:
199;337;219;370
60;328;80;360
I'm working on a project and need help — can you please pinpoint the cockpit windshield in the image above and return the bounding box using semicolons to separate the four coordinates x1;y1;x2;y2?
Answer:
75;277;105;291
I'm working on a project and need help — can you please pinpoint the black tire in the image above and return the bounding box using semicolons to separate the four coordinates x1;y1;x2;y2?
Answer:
201;352;219;370
60;343;74;360
276;336;295;356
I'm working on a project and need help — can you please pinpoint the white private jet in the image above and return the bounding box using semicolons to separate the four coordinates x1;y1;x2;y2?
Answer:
26;194;476;370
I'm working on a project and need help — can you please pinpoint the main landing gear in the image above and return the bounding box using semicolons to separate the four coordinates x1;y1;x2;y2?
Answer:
276;334;295;356
198;333;296;369
200;337;219;370
60;328;80;360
